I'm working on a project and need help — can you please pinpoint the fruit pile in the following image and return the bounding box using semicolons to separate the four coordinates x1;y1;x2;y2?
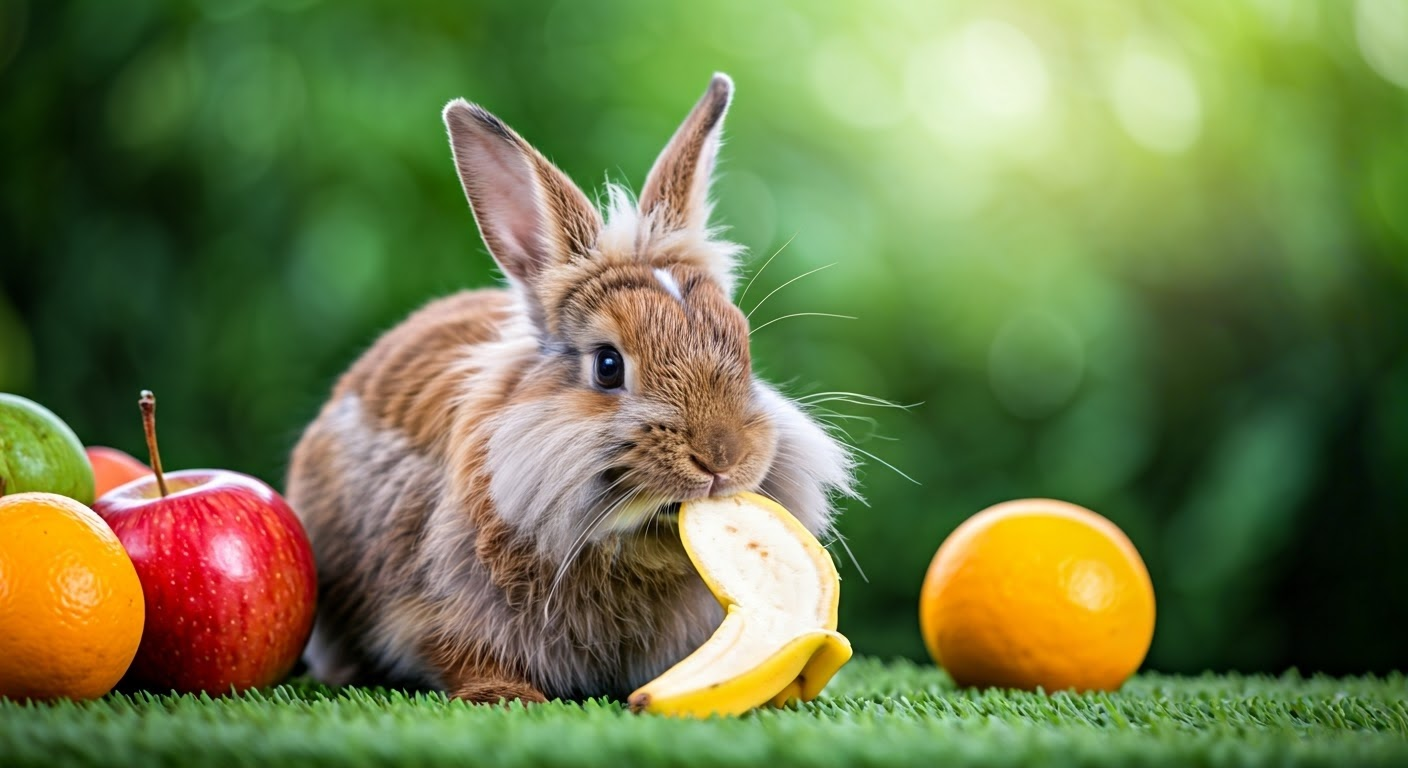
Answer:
0;392;316;701
1;389;1157;711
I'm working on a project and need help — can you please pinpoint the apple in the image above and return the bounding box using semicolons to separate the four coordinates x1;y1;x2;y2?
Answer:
87;446;152;498
93;390;317;694
0;392;95;504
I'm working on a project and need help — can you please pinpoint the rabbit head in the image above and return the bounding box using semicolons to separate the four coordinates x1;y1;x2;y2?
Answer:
441;74;855;565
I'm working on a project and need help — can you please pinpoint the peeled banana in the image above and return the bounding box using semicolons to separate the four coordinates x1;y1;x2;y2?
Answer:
628;492;852;717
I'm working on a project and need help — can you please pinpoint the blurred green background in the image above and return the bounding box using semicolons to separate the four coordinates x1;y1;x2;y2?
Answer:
2;0;1405;676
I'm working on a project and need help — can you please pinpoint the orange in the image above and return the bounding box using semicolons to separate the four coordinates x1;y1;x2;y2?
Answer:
919;498;1155;692
0;492;145;700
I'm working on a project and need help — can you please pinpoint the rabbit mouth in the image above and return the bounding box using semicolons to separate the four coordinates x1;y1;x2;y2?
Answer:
598;468;687;525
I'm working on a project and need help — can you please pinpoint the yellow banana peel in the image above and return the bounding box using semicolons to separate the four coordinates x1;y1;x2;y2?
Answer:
628;492;852;717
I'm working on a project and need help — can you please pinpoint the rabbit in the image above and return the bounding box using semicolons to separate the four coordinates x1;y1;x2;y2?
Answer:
285;73;855;704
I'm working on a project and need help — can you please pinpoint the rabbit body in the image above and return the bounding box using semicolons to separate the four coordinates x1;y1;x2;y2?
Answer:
286;75;853;702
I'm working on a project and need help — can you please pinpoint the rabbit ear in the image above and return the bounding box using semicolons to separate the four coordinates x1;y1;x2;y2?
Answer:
443;100;602;286
639;73;733;232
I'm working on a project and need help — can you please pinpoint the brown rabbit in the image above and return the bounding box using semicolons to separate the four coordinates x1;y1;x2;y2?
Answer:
285;74;855;703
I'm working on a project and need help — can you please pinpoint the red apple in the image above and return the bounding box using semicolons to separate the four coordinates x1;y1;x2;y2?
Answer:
87;445;152;497
92;391;317;694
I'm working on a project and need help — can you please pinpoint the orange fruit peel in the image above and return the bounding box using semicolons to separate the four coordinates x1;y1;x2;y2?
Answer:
920;498;1155;692
0;492;146;700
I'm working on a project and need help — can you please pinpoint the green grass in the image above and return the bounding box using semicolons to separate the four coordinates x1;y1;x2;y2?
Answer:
3;658;1405;768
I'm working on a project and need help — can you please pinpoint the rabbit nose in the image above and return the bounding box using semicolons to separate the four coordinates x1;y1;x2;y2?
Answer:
690;427;743;478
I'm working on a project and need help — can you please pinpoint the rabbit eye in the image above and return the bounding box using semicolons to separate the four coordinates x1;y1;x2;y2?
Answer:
593;347;625;390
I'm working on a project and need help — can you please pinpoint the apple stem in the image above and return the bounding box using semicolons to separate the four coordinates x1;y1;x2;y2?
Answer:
139;390;170;498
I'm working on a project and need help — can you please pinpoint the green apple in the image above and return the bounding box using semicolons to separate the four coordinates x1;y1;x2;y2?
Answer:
0;393;95;504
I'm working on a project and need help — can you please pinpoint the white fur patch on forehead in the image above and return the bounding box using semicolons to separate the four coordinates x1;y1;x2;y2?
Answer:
596;183;744;295
653;267;684;304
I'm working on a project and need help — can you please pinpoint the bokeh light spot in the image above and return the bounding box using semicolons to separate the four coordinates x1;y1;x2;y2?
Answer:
988;310;1085;419
1356;0;1408;89
907;19;1050;144
1110;44;1202;154
715;170;778;252
106;44;201;150
216;45;305;163
288;197;388;329
810;38;906;128
950;20;1050;121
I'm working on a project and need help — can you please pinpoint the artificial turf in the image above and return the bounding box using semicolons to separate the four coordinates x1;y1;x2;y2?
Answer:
2;657;1405;768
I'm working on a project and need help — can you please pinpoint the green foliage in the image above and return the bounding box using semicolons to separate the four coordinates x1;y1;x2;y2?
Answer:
2;659;1406;768
1;1;1405;674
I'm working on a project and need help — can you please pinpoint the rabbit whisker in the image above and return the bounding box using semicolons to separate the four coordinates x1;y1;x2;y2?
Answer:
754;458;867;580
544;471;644;619
736;232;797;305
749;312;857;335
745;262;836;320
849;444;920;486
796;391;922;410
